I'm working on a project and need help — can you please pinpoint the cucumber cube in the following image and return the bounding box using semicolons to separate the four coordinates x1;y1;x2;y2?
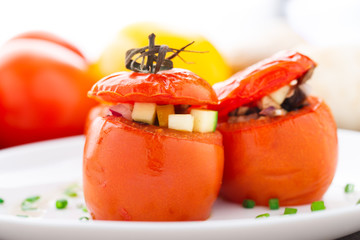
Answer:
168;114;194;132
156;105;175;127
190;109;218;133
131;102;157;124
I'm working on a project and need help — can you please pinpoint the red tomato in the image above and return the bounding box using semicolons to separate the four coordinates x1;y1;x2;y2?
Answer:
84;68;224;221
218;97;338;206
11;31;86;60
213;51;338;206
0;32;96;148
88;69;218;105
212;51;316;118
84;116;223;221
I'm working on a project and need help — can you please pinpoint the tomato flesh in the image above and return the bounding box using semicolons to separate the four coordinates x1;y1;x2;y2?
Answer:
83;115;224;221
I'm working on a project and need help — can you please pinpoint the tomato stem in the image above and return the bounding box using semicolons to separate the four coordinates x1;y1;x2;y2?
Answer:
146;33;155;73
125;33;205;74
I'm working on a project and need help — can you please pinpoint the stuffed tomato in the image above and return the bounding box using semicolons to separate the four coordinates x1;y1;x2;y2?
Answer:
83;34;224;221
213;51;338;206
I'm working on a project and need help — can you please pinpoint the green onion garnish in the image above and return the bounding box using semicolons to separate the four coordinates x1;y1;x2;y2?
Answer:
357;199;360;205
79;216;89;221
242;199;256;209
16;215;29;218
284;207;297;215
256;213;270;218
0;198;4;204
268;198;279;210
55;199;68;209
24;196;40;203
65;191;77;197
76;203;88;213
64;184;80;197
82;206;88;213
311;201;326;211
345;184;355;193
21;196;40;211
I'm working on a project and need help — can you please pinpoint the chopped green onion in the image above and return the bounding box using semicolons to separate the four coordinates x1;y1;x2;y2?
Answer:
79;216;89;221
56;199;68;209
311;201;326;211
284;207;297;215
21;195;40;211
268;198;279;210
242;199;256;209
0;198;4;204
345;184;355;193
16;215;29;218
356;199;360;205
64;184;80;197
82;206;88;213
65;191;77;198
256;213;270;218
24;196;40;203
76;203;88;212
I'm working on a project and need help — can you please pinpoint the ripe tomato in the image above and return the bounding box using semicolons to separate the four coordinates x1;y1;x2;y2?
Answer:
213;51;338;206
84;116;223;221
212;51;316;118
92;22;232;85
0;32;96;148
84;67;224;221
218;97;338;206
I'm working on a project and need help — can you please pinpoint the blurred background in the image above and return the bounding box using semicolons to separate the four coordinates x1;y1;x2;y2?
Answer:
1;0;360;148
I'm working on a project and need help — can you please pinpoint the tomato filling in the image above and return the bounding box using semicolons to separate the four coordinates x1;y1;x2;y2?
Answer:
226;79;311;123
103;102;218;134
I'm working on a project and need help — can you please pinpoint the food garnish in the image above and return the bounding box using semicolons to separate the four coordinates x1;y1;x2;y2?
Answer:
345;184;355;193
21;196;40;211
311;201;326;211
242;199;256;209
55;199;68;210
284;208;298;215
255;213;270;218
269;198;280;210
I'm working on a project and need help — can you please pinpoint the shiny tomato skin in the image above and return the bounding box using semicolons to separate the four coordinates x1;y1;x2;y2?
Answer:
217;97;338;206
11;31;87;61
88;69;218;105
212;51;316;118
0;32;96;148
83;115;224;221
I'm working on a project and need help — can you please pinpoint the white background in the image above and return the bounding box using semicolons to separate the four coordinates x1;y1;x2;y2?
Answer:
0;0;359;61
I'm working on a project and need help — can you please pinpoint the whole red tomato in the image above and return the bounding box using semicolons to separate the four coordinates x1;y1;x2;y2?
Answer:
84;68;224;221
0;32;96;148
213;51;338;206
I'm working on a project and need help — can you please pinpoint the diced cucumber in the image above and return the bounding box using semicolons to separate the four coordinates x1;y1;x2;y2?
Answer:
168;114;194;132
269;85;290;105
131;102;157;124
156;105;175;127
190;109;218;133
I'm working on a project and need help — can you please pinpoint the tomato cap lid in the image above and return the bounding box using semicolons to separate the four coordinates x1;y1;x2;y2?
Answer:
212;51;316;117
88;68;218;105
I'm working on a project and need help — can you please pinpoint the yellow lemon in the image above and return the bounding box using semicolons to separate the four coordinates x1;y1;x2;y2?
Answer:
94;22;232;85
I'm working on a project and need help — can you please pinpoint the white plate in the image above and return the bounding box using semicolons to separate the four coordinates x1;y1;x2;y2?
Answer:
0;129;360;240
